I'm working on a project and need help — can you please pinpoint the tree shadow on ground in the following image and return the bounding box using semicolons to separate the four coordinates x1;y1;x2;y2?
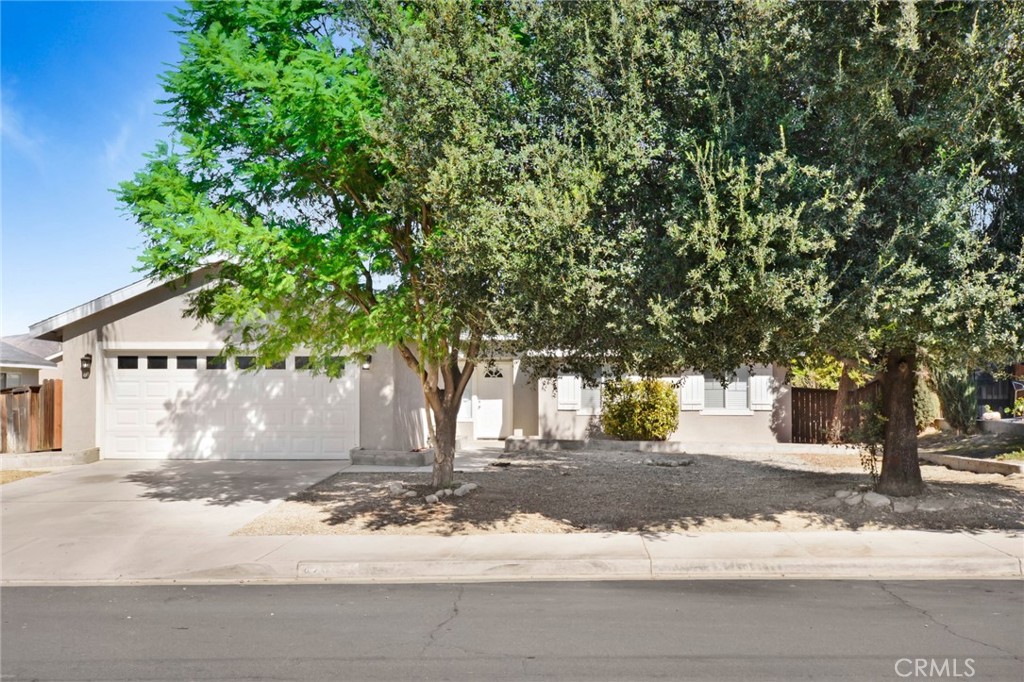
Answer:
292;450;1024;536
124;461;340;506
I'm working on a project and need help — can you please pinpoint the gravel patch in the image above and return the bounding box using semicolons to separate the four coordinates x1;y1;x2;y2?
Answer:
234;449;1024;536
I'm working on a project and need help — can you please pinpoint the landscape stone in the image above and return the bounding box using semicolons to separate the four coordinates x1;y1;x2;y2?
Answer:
834;490;853;499
817;498;843;510
844;493;864;506
862;492;891;508
424;494;439;504
387;482;405;495
443;489;453;497
403;490;417;498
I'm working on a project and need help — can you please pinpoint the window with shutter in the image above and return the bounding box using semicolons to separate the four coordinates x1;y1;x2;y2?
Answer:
679;374;704;410
578;378;602;415
702;369;752;414
556;374;581;411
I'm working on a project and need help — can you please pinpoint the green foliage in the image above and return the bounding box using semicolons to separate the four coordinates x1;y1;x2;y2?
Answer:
1006;398;1024;419
789;354;870;390
600;379;679;441
849;394;884;485
913;374;941;433
933;368;978;434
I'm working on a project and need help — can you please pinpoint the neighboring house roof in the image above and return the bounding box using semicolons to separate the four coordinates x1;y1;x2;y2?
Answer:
2;334;62;362
0;341;57;370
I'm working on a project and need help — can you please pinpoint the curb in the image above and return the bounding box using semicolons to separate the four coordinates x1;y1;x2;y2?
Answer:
919;452;1023;476
0;447;100;469
4;556;1019;587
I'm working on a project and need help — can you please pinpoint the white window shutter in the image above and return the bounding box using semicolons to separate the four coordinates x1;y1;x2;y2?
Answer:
457;394;473;421
679;374;704;410
557;374;581;411
749;372;773;411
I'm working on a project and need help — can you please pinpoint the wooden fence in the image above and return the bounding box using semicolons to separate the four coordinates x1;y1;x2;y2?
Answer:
791;381;880;444
1;380;63;454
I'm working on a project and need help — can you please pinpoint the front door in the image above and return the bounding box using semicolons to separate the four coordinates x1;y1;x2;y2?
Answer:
474;362;509;439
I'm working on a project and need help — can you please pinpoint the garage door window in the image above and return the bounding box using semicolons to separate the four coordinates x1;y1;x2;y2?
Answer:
206;356;227;370
147;356;168;369
176;356;198;370
117;356;139;370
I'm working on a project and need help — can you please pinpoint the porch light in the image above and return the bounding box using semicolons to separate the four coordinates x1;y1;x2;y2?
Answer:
81;353;93;379
362;355;372;370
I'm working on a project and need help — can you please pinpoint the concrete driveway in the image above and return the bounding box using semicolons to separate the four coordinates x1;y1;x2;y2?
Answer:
1;460;343;583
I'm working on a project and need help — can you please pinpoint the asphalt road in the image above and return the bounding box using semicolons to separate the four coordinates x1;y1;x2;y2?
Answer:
2;581;1021;681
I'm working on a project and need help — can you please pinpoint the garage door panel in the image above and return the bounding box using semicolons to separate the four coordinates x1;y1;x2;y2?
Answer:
103;356;359;459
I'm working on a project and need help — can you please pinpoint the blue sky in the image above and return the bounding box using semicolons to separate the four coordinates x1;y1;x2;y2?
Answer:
2;0;184;335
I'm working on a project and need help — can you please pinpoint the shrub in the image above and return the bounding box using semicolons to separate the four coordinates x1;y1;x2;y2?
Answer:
932;368;977;434
1006;397;1024;418
913;373;940;432
601;378;679;441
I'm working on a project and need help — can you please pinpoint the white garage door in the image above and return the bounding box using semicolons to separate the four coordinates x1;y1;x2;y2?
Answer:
102;353;359;459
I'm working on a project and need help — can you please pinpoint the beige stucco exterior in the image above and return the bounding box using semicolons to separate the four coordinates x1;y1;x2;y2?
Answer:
537;365;793;444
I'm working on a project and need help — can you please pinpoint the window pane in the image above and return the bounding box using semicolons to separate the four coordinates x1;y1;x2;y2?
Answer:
267;360;286;370
177;356;198;370
725;369;749;410
147;356;168;370
236;356;255;370
117;356;139;370
580;384;602;414
703;373;725;409
206;356;227;370
294;356;310;370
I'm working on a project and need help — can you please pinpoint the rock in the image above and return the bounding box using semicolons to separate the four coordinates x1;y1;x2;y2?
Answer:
387;482;406;495
856;484;872;492
844;493;864;506
817;498;843;510
424;494;439;504
917;497;953;512
643;458;654;465
463;483;479;491
834;490;854;499
893;500;917;513
403;490;417;498
862;492;891;508
443;489;453;497
980;411;1002;421
454;485;471;497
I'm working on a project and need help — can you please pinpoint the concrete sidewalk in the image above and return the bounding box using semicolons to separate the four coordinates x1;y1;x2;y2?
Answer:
2;460;1021;585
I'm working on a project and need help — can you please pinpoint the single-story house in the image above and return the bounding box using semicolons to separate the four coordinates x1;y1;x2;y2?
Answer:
28;268;792;459
1;336;61;389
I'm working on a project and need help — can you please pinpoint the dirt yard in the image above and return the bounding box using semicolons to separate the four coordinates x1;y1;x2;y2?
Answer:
235;445;1024;536
0;470;45;485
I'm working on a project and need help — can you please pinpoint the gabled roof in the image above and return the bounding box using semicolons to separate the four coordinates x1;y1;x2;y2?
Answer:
0;341;57;370
28;265;218;342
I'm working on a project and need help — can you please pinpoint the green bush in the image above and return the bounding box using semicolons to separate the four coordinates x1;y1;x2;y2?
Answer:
913;373;941;432
601;378;679;441
933;368;977;434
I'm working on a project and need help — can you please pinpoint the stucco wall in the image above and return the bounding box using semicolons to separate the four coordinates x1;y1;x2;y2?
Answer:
538;365;793;444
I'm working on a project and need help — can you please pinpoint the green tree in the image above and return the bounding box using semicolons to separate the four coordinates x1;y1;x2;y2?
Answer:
523;1;1023;495
119;0;596;487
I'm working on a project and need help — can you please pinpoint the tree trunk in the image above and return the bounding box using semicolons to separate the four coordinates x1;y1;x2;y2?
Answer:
431;407;458;489
827;359;854;443
876;349;924;496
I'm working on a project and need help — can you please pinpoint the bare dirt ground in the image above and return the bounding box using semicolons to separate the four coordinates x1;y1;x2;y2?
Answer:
236;443;1024;537
918;430;1024;459
0;470;45;485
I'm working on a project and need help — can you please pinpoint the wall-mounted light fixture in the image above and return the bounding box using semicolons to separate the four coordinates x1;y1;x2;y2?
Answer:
81;353;93;379
361;355;372;370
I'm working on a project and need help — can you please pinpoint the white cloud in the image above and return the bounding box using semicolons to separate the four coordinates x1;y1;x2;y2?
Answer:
1;98;45;166
103;121;133;169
